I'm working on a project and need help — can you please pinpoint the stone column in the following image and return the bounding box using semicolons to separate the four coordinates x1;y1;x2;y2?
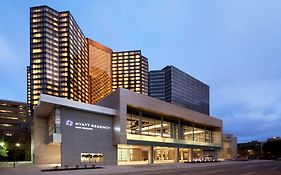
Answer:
180;149;184;162
190;148;194;162
148;146;154;164
174;148;179;163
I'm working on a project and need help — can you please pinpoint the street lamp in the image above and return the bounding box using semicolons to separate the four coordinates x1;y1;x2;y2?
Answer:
13;143;21;168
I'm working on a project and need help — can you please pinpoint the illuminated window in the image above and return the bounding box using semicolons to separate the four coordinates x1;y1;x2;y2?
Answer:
33;33;42;38
61;53;68;57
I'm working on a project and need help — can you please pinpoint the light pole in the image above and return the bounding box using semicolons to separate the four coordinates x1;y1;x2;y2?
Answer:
13;143;21;168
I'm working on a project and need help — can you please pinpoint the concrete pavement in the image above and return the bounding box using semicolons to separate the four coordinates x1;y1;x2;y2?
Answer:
0;160;280;175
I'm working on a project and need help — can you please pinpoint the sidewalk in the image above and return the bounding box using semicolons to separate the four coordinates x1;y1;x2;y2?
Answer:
0;160;271;175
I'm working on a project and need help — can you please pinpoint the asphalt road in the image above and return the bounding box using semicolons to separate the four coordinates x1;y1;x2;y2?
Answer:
113;161;281;175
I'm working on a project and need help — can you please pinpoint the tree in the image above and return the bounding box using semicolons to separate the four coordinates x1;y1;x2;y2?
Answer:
0;139;8;157
263;139;281;159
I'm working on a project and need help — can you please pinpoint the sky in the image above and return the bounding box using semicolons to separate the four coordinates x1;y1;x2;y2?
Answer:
0;0;281;143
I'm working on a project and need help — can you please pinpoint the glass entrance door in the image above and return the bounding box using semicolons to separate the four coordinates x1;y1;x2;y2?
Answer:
154;146;175;163
118;144;149;165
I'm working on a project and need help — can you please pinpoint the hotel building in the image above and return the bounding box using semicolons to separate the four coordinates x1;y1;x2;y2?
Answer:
88;38;113;104
112;51;149;95
28;5;150;111
149;66;210;115
34;88;222;166
28;5;89;113
0;99;30;161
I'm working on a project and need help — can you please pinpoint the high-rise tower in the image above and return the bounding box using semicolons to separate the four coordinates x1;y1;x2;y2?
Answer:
29;6;89;112
149;66;210;115
111;50;148;95
88;38;112;104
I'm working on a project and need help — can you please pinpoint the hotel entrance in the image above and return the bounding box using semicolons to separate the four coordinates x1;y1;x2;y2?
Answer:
154;147;175;163
118;145;149;165
179;148;192;162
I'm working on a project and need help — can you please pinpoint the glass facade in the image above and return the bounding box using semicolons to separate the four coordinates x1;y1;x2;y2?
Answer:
122;106;220;165
179;148;192;162
29;6;89;113
149;66;210;115
127;107;220;146
154;147;175;163
118;145;149;165
81;153;104;163
88;39;112;104
112;50;148;95
148;70;165;100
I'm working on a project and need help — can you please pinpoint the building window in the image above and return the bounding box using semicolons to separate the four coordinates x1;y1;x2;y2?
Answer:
194;127;205;142
81;153;103;163
184;125;193;141
127;114;139;134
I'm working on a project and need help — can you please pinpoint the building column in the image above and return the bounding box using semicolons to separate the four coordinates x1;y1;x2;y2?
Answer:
160;116;163;137
192;124;195;141
148;146;154;164
180;149;184;162
174;148;179;163
139;111;142;134
190;149;194;162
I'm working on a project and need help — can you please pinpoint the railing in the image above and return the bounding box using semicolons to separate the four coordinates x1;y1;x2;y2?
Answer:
127;133;221;147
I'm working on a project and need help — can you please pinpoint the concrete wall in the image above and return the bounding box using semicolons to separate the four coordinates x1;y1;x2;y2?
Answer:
34;114;61;164
98;88;223;147
218;134;237;160
61;108;117;166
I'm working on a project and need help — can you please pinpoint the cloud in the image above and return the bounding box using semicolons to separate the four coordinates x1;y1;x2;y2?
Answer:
212;77;281;142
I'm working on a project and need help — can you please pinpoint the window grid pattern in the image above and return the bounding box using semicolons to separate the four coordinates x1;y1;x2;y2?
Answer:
149;66;210;115
88;39;112;104
29;6;89;113
112;50;148;95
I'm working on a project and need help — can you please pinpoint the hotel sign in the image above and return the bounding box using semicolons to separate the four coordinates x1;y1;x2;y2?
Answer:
65;119;111;131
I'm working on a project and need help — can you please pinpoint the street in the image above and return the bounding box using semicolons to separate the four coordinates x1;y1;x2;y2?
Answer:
110;161;281;175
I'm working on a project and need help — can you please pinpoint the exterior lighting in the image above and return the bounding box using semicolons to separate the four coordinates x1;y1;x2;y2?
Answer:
15;143;20;147
0;142;5;147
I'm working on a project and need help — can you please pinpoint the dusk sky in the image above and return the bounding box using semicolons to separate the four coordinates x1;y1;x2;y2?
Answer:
0;0;281;143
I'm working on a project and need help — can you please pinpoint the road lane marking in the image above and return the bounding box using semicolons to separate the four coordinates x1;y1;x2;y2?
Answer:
202;170;225;174
240;172;256;175
271;167;279;170
241;165;254;169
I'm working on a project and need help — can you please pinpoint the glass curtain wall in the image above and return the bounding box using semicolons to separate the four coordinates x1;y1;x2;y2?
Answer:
118;145;149;165
127;108;216;144
142;116;161;137
179;148;192;162
127;113;140;134
154;147;175;163
193;127;205;142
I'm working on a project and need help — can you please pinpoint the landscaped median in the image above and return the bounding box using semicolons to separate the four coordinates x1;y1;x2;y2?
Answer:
41;164;103;172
